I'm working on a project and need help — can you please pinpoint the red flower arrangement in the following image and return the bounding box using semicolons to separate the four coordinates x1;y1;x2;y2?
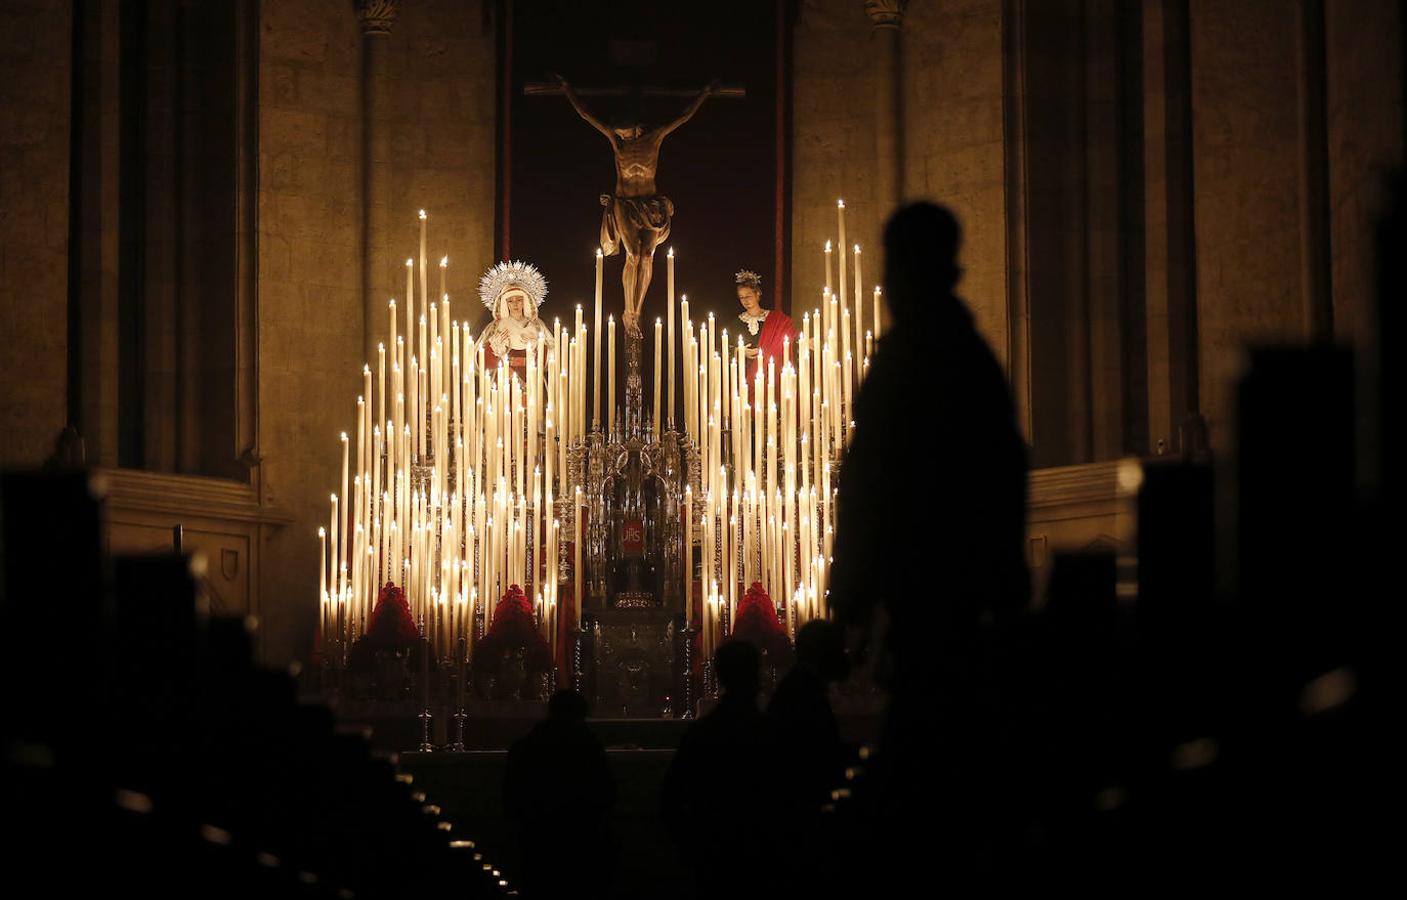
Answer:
731;581;793;663
348;582;422;670
473;584;554;674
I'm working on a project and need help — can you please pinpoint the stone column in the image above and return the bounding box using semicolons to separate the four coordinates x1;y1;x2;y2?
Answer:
359;0;399;365
1143;0;1202;456
866;1;907;211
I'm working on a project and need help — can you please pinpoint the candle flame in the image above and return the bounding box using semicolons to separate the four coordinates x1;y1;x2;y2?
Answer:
440;256;448;267
406;258;413;267
825;240;832;251
854;243;861;253
838;198;845;208
318;527;325;537
419;209;426;219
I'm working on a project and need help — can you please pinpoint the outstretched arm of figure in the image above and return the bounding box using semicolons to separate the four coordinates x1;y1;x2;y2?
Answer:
655;79;720;140
555;73;615;142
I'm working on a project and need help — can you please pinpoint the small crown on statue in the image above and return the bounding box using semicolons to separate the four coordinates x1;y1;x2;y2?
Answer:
734;269;763;290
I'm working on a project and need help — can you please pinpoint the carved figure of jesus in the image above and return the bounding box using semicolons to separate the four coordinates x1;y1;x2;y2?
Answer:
557;75;720;338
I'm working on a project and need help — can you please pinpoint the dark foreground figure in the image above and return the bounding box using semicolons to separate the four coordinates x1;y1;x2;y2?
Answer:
829;203;1031;882
661;640;780;900
503;690;616;899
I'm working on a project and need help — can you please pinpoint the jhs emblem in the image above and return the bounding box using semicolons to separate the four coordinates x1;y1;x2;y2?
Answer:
623;518;644;556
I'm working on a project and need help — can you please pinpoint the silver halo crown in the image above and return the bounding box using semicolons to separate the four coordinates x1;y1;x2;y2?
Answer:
479;261;548;311
734;269;763;290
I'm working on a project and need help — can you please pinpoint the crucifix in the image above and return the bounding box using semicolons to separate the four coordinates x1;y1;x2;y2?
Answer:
525;75;746;339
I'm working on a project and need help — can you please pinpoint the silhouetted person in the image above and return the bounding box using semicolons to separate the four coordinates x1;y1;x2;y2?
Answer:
503;690;615;898
661;640;779;900
767;619;851;812
828;203;1030;879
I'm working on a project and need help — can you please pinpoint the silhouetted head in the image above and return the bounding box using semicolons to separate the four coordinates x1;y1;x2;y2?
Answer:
794;619;849;682
883;202;963;323
714;639;761;698
547;689;589;722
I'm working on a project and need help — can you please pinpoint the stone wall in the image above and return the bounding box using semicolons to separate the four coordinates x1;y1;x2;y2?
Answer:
1188;0;1316;454
902;0;1009;360
256;0;497;667
790;0;1008;356
256;0;365;666
0;0;72;467
790;1;883;322
1325;0;1404;350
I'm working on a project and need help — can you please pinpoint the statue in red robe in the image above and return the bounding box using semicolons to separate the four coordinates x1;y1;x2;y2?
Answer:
735;269;796;383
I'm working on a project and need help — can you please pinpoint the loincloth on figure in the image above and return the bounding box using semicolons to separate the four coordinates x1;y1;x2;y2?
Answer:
599;194;674;256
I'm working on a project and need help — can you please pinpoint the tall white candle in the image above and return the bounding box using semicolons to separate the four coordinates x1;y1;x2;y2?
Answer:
418;210;428;311
683;485;693;627
594;249;603;430
667;248;676;426
405;259;415;362
837;199;848;316
853;244;864;379
607;314;616;437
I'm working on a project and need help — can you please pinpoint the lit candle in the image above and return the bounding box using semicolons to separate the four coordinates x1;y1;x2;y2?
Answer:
340;432;350;570
574;486;584;628
837;199;848;317
653;317;663;437
418;210;428;311
330;493;340;606
607;314;616;437
873;285;883;341
840;302;851;426
680;294;691;436
388;300;397;374
824;240;833;300
667;248;676;427
318;526;327;619
683;485;693;627
405;258;415;359
853;244;864;380
594;249;603;430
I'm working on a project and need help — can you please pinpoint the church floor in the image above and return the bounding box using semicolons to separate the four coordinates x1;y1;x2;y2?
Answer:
402;748;689;899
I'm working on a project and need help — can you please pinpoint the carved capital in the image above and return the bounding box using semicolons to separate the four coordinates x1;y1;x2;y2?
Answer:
357;0;399;36
864;0;908;29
